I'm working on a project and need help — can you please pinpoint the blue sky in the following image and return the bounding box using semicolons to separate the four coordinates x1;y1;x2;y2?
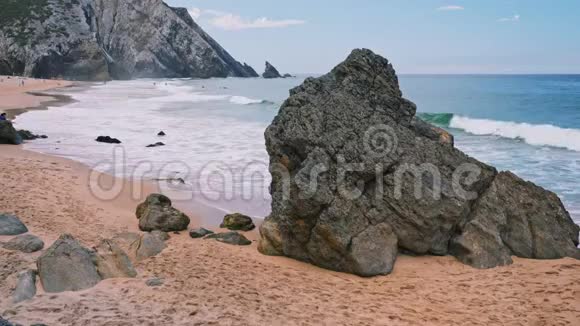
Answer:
166;0;580;74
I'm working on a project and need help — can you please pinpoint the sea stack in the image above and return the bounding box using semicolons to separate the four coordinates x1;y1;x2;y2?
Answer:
0;0;258;80
262;61;283;79
259;48;580;276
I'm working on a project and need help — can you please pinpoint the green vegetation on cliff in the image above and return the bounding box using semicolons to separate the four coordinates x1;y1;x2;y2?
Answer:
0;0;52;45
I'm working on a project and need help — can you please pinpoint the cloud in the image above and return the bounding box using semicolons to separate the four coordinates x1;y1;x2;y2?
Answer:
436;5;464;11
189;8;305;31
498;14;520;22
188;8;201;19
211;15;305;31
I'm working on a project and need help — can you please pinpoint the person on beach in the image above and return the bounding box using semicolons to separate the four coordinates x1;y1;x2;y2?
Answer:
0;113;7;121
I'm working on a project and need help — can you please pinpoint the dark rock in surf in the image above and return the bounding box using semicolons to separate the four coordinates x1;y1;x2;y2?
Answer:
17;130;47;141
96;136;121;144
0;214;28;236
259;48;580;276
0;121;22;145
283;73;294;78
146;142;165;148
136;194;190;232
157;131;166;136
220;213;256;231
262;61;283;79
206;232;252;246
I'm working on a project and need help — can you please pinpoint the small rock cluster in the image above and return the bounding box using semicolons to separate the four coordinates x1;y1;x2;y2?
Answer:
188;212;256;246
96;132;170;148
1;211;170;304
35;231;168;294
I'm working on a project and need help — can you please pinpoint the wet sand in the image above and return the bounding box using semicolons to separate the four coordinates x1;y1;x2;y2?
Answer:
0;76;74;119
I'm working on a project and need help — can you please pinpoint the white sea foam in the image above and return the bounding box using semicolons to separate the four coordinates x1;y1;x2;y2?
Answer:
229;96;265;105
450;116;580;152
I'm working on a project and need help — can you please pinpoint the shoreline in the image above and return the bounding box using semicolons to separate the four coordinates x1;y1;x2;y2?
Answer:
1;77;230;225
0;76;77;119
1;79;579;325
3;90;77;120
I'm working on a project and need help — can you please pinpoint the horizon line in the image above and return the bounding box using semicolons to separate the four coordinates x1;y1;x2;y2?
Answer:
292;72;580;76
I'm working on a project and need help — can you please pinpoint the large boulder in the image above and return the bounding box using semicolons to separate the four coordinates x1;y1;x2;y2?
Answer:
37;234;102;293
136;194;190;232
0;121;22;145
93;239;137;279
0;214;28;235
259;49;580;276
13;270;37;303
2;234;44;253
262;61;283;79
220;213;256;231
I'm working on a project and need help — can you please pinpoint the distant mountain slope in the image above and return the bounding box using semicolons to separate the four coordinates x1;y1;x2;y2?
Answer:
0;0;258;80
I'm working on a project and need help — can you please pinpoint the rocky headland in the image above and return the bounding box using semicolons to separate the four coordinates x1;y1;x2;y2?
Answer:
0;0;258;80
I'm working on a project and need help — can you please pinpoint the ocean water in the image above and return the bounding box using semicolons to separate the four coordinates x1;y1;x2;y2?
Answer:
13;75;580;225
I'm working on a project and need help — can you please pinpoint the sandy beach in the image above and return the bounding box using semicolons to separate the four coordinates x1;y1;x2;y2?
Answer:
0;82;579;326
0;76;73;119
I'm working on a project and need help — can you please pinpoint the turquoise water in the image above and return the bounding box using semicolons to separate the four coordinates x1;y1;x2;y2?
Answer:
16;75;580;224
402;75;580;223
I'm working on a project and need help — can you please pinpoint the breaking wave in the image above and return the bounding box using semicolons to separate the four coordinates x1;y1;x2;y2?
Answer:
229;96;272;105
418;113;580;152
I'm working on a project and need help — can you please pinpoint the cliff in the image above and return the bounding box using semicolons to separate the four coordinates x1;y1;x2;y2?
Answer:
0;0;258;80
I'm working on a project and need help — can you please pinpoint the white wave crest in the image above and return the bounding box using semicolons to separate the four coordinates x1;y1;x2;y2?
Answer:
229;96;265;105
450;116;580;152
